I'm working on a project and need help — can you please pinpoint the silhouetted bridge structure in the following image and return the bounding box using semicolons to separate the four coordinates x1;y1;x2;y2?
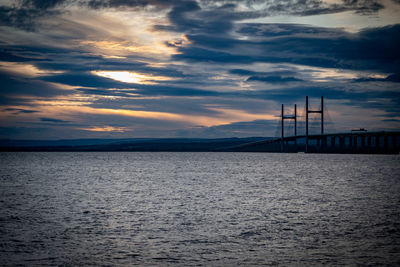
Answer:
229;131;400;154
228;96;400;154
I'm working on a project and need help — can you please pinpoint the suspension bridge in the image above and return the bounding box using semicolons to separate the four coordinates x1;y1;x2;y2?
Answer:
228;96;400;154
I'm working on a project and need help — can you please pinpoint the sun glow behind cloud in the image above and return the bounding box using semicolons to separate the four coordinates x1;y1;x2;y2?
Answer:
92;71;174;84
79;126;129;132
17;99;278;128
69;8;180;58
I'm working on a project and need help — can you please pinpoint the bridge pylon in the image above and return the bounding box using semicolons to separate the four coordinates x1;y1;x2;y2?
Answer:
281;103;297;152
306;96;324;152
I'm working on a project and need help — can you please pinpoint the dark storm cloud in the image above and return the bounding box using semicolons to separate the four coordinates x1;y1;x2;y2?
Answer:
229;68;303;83
246;76;303;83
0;50;46;62
236;23;346;38
230;69;298;77
174;19;400;72
173;45;339;68
86;0;173;9
0;0;65;30
128;85;220;97
172;47;256;63
76;88;131;97
0;0;172;30
0;71;74;97
174;24;400;72
243;85;400;115
158;0;389;37
161;1;241;35
382;118;400;122
160;0;388;35
3;108;38;114
40;117;70;123
21;0;67;9
292;0;384;16
1;0;391;31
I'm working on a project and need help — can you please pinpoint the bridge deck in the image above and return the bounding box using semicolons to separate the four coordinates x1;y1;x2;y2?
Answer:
226;131;400;154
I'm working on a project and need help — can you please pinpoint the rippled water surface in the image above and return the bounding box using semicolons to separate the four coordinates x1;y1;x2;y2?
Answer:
1;152;399;266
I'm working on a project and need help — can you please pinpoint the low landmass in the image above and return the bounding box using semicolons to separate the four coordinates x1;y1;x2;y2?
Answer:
0;137;270;152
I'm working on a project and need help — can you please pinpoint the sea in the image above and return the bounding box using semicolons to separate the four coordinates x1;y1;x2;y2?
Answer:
0;152;399;266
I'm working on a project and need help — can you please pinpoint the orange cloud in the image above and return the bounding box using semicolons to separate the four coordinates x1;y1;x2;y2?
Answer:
16;100;277;128
0;61;63;77
79;126;130;132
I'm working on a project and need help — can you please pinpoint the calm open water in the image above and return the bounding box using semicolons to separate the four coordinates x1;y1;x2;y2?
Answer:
0;152;399;266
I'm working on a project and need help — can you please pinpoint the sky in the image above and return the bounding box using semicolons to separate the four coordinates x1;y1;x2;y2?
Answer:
0;0;399;140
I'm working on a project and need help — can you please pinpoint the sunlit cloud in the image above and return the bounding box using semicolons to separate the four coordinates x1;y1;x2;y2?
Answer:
92;71;175;84
0;62;64;77
294;65;386;82
79;126;130;132
309;69;359;82
69;8;180;58
208;107;278;123
20;99;277;128
80;40;176;58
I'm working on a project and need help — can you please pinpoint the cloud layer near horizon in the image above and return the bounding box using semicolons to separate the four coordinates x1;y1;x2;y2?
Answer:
0;0;399;139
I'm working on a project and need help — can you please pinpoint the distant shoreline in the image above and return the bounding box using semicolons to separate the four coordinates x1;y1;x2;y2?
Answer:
0;137;268;152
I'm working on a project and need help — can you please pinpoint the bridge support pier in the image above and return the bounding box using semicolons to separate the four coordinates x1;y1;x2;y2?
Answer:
340;136;345;150
361;135;365;150
375;135;380;150
367;135;372;149
384;135;389;151
354;135;358;151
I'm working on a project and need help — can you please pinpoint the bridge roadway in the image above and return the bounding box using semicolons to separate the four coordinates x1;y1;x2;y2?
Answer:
225;131;400;154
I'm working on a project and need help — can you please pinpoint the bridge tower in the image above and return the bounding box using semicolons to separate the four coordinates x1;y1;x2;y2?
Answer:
306;96;324;152
281;104;297;152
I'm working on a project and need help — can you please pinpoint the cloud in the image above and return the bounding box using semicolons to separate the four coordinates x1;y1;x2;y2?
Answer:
3;108;38;114
21;0;67;9
173;23;400;72
86;0;173;9
174;119;279;138
0;1;63;31
229;68;303;83
160;0;389;36
246;76;303;83
1;0;389;33
353;73;400;82
42;70;220;97
0;51;46;62
0;71;74;98
40;117;70;123
78;126;129;132
41;71;129;88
